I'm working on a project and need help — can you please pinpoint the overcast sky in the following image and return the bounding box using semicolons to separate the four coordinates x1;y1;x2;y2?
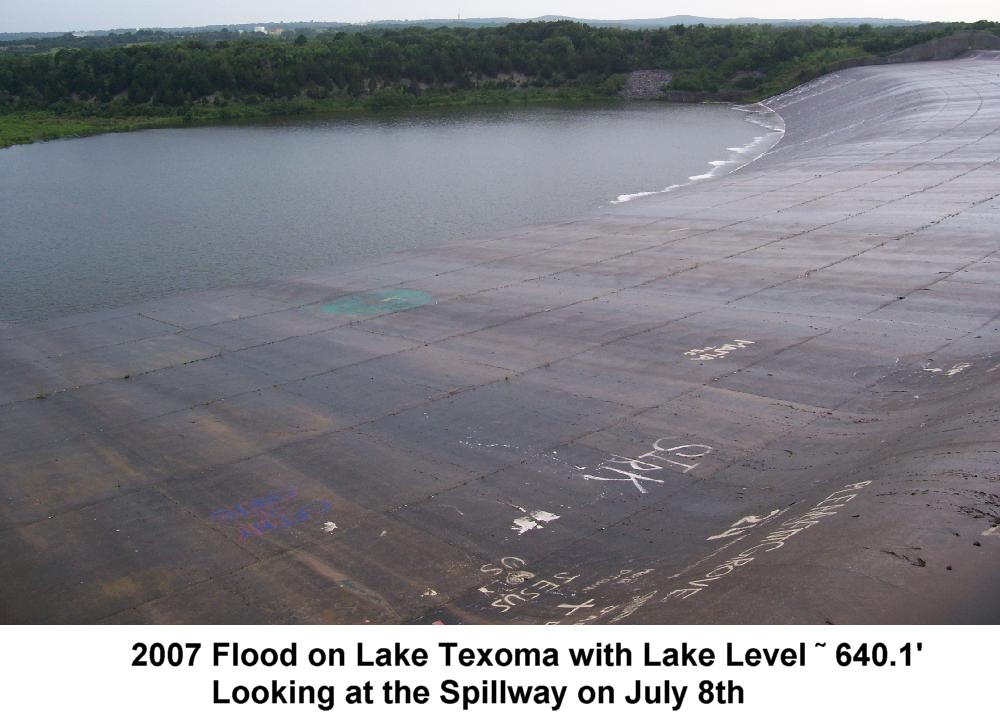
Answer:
2;1;996;33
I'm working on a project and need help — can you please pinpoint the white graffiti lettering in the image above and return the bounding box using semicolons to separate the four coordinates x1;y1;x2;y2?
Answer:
685;339;756;361
583;439;714;493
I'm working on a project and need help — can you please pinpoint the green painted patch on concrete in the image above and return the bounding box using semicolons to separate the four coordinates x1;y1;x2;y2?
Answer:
321;288;433;316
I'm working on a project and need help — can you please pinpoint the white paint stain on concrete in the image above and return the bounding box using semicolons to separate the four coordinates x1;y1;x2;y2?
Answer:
321;521;338;534
685;339;755;361
707;508;787;541
922;362;971;376
512;517;541;535
511;510;561;535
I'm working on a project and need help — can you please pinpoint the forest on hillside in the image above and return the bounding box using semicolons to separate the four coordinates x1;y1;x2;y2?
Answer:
1;20;997;146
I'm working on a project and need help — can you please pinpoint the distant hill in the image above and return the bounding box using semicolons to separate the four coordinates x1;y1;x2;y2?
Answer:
495;16;925;28
320;16;926;30
0;15;925;40
315;16;927;30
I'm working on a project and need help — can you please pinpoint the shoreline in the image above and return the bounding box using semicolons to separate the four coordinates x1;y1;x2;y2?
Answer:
610;101;785;204
1;87;782;153
0;90;631;150
2;101;774;325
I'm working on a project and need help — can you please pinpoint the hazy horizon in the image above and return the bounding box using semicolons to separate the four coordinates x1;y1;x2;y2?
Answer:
1;1;994;34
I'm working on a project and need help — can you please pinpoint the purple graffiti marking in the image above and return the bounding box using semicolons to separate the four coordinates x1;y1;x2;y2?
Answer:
209;489;332;539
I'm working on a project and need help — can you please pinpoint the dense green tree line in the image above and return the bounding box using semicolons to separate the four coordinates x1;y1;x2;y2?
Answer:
0;20;997;128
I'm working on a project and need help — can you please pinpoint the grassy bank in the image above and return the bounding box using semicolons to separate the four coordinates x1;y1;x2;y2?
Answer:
0;85;622;149
0;112;182;147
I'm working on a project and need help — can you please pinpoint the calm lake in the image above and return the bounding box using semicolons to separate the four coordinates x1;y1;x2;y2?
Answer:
0;102;774;322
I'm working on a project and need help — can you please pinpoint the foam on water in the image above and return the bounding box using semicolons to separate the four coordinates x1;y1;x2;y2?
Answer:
612;102;785;204
613;183;684;203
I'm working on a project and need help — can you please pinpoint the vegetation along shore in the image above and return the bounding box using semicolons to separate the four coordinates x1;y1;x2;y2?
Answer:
1;20;998;148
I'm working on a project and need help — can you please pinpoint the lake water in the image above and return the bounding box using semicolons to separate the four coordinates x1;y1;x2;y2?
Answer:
0;102;777;322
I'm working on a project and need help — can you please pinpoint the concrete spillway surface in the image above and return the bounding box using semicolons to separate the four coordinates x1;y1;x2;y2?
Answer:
2;56;999;624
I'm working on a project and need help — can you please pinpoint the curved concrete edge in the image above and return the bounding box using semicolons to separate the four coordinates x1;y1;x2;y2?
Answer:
611;101;786;204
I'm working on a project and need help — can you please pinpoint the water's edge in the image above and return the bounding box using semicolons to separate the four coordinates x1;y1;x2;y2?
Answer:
2;103;767;323
611;102;786;204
